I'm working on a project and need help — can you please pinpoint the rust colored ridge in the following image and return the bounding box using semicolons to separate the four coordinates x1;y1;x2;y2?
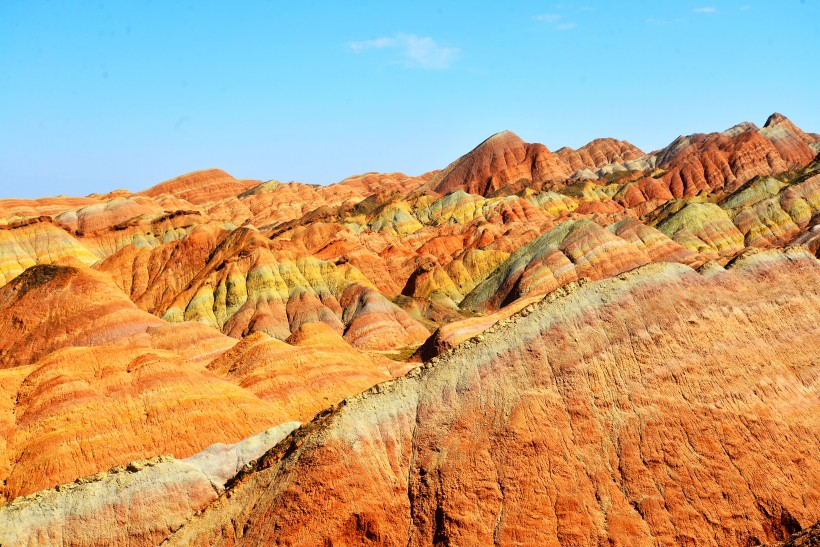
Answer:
206;323;405;422
759;112;818;166
765;521;820;547
237;181;334;228
77;210;212;261
660;130;789;197
167;249;820;546
421;130;572;197
555;137;645;172
140;168;259;205
0;196;100;221
0;264;165;369
0;345;288;502
76;208;202;236
54;196;169;234
234;171;436;231
656;114;817;198
331;171;433;197
95;222;228;314
0;214;76;234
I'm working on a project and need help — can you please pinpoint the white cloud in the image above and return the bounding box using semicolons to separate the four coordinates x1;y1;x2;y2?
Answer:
348;37;396;51
347;33;460;70
534;12;577;30
693;7;717;13
740;5;752;10
534;13;562;22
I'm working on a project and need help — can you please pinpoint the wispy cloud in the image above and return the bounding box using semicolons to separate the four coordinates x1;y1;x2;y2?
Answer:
534;13;562;23
347;33;460;70
534;12;577;30
693;6;717;13
740;5;752;10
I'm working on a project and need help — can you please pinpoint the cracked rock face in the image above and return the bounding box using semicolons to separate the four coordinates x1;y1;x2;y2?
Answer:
0;422;299;546
168;249;820;546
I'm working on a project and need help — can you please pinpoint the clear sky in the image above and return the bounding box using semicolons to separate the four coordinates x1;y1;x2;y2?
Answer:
1;1;818;198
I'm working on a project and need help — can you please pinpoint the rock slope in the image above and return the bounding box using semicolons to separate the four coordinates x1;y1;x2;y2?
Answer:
0;113;818;546
0;422;299;546
168;248;820;546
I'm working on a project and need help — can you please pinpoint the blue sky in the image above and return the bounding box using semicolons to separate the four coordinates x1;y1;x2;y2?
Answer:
1;1;818;198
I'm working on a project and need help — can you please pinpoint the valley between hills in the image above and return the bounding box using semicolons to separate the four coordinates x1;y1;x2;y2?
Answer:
0;113;819;546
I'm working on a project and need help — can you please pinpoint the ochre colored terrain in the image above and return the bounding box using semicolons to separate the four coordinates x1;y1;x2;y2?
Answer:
0;113;818;546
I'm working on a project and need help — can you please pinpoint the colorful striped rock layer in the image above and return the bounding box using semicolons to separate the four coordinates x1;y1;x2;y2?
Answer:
0;114;818;546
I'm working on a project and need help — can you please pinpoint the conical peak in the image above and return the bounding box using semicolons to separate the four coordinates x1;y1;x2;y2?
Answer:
764;112;791;128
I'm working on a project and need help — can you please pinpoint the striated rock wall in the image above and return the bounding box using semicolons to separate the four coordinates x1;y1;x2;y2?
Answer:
169;249;820;546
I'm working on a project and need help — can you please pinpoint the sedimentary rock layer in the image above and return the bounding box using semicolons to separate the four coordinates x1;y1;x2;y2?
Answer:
0;422;299;546
169;248;820;546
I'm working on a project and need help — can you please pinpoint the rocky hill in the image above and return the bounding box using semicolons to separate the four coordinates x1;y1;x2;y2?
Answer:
0;113;818;545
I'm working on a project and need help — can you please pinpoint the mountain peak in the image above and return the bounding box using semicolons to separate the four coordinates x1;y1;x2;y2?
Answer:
763;112;792;128
481;130;525;147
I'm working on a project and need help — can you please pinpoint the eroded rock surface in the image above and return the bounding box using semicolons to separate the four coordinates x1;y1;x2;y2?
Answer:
0;422;299;546
169;249;820;546
0;114;818;546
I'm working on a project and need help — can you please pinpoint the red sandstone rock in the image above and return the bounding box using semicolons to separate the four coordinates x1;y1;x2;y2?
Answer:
167;249;820;547
0;264;164;369
555;137;645;172
140;168;259;205
0;117;819;546
424;131;572;197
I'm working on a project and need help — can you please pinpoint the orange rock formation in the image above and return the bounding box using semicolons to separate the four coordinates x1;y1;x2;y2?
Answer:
0;113;818;546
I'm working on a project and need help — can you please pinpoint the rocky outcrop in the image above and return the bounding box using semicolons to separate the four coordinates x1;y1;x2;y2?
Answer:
766;521;820;547
0;422;299;546
168;248;820;546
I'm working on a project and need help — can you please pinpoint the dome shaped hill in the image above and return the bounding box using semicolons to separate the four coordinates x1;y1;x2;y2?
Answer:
140;168;260;206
